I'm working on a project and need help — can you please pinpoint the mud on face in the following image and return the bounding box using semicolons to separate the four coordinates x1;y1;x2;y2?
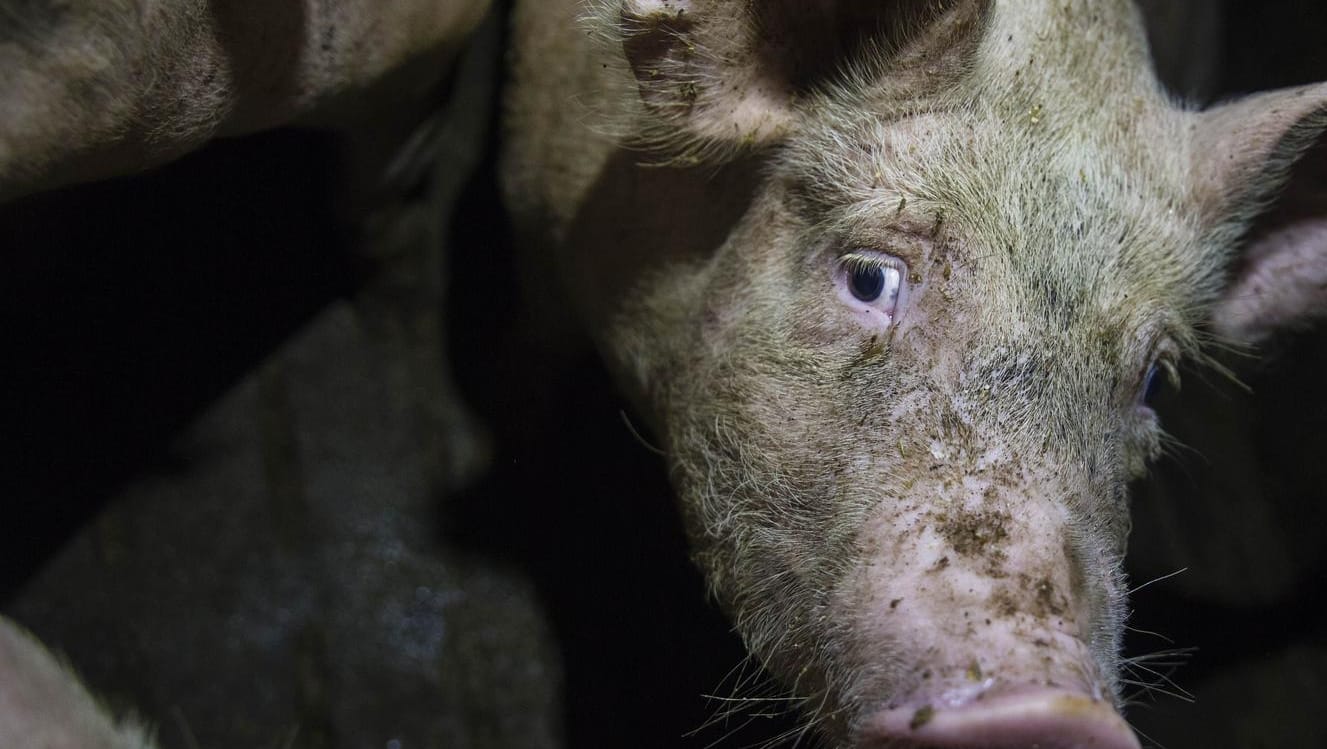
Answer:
647;56;1215;738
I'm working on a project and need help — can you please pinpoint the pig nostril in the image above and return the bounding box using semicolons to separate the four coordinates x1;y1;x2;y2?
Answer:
856;689;1140;749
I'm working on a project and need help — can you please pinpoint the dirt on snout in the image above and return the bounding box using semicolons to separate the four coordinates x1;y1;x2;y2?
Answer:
935;508;1011;576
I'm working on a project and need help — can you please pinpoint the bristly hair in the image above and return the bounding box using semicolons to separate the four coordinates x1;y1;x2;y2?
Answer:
577;0;989;168
579;0;776;166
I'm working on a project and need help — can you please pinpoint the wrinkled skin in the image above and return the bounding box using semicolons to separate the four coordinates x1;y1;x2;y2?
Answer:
504;0;1327;746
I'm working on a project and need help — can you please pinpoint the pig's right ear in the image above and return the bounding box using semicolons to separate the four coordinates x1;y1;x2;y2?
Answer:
611;0;990;157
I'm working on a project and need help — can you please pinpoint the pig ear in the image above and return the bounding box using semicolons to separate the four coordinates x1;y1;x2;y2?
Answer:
613;0;990;156
1198;83;1327;345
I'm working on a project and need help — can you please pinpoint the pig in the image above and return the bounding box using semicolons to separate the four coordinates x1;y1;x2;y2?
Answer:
2;0;494;745
0;0;492;202
0;617;154;748
502;0;1327;746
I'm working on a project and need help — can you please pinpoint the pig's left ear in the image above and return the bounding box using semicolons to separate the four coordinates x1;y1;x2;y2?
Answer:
1198;83;1327;345
611;0;990;156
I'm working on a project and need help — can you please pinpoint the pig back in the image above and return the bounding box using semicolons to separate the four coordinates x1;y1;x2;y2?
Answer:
504;0;627;244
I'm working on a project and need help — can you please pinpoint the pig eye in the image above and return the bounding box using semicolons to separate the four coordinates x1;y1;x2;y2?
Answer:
836;252;906;325
1141;362;1162;404
1138;353;1177;412
849;262;891;302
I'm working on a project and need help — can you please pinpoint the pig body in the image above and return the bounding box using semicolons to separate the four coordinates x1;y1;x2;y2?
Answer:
0;618;154;749
503;1;1327;746
0;0;492;201
1;1;496;745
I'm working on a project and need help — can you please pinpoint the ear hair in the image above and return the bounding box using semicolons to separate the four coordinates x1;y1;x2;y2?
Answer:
592;0;796;164
1194;83;1327;231
588;0;990;165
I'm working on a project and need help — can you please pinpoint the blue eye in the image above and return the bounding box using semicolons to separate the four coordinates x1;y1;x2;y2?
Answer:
850;265;887;302
1141;360;1169;406
836;251;906;327
1142;363;1160;403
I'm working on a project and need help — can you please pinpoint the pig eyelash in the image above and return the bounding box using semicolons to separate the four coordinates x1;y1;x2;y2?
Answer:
834;250;908;327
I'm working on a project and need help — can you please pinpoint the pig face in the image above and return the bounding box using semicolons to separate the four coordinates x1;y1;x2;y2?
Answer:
536;0;1327;745
642;109;1200;745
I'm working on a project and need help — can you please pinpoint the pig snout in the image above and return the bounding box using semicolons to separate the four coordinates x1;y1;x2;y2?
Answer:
840;472;1134;749
858;690;1139;749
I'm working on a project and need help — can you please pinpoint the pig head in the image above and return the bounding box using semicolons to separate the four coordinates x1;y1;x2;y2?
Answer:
504;0;1327;746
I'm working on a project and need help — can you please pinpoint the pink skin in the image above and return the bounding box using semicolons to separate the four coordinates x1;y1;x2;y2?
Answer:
859;688;1141;748
1213;218;1327;344
831;375;1132;747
